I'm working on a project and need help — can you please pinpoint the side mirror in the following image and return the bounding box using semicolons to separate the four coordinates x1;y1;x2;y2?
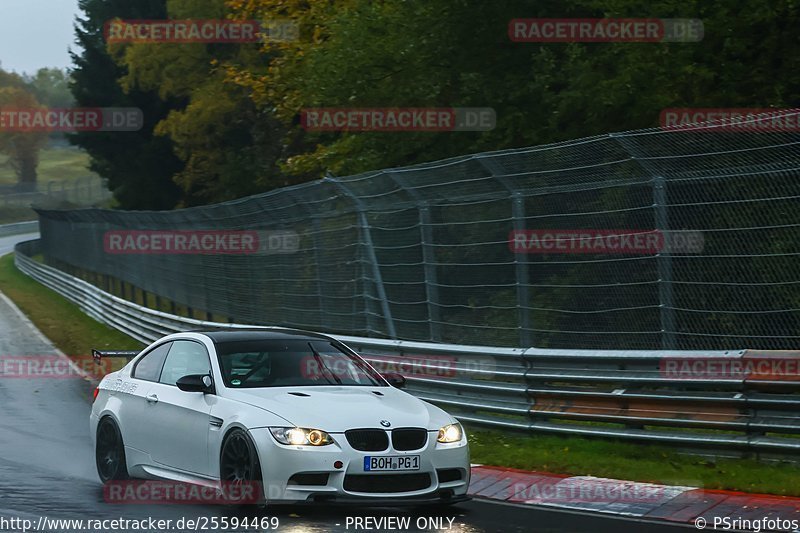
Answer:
177;374;214;393
383;372;406;389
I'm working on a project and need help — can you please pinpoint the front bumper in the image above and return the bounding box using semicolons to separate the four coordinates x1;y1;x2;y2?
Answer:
296;493;471;506
250;428;470;504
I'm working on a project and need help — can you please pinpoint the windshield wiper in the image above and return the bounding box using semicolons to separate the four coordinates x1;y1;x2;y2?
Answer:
308;342;342;385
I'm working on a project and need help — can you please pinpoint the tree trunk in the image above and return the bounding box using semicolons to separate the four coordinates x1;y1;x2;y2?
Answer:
15;140;38;192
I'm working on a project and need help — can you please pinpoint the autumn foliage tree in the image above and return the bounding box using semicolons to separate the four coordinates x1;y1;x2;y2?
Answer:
71;0;800;207
70;0;183;209
0;75;49;191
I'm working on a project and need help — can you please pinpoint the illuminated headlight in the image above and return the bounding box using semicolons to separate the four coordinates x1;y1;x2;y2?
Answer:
437;423;463;443
269;427;334;446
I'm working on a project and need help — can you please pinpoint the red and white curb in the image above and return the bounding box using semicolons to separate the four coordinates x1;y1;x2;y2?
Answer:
469;465;800;531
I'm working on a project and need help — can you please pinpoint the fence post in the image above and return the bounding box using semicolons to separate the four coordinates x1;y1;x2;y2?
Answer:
477;156;532;347
385;171;441;341
311;216;325;327
612;134;676;350
418;203;442;341
287;190;326;329
511;193;532;346
325;176;397;338
653;174;676;349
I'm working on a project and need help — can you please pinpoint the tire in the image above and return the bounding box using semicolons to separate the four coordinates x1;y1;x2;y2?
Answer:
220;429;263;505
95;417;130;483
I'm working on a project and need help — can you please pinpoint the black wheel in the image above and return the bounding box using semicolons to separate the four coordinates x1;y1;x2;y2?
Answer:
220;429;262;504
95;417;129;483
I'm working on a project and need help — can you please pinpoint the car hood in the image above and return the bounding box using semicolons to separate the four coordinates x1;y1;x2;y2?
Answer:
223;385;452;432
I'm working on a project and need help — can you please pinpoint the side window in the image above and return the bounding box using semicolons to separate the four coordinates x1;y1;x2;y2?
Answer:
159;340;212;386
132;342;172;382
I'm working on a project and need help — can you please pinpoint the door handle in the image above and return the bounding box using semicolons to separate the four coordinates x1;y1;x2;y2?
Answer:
146;394;159;404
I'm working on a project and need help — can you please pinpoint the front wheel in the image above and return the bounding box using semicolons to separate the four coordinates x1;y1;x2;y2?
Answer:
95;417;129;483
220;429;263;504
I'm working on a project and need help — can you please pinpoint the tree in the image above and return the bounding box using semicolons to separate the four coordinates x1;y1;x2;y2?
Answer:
225;0;800;178
0;86;49;191
116;0;289;206
24;68;74;108
70;0;183;210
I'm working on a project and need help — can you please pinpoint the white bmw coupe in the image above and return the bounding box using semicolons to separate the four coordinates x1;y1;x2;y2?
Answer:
90;329;470;505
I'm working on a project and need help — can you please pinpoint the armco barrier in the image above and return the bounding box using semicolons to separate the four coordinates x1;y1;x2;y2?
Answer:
0;220;38;237
14;239;800;455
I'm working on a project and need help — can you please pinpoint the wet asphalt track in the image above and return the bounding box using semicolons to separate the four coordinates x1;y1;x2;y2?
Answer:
0;233;689;532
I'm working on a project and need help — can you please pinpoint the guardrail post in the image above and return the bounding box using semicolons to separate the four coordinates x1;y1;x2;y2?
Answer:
325;176;397;338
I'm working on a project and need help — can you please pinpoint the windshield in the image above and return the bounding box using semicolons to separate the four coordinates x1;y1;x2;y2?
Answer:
214;339;385;388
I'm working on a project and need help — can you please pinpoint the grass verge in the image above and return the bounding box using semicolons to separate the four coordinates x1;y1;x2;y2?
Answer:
3;252;800;497
0;254;143;357
467;428;800;497
0;145;97;185
0;207;38;224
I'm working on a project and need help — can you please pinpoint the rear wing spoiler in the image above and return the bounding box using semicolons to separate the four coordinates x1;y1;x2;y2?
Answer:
92;349;141;364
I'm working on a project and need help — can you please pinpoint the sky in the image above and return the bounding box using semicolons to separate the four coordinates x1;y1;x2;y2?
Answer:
0;0;82;75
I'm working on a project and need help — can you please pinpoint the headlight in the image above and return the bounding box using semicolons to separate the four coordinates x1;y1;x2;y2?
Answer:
437;423;463;443
269;427;334;446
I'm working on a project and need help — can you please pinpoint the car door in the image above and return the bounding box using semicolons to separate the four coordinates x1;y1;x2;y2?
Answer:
144;339;215;477
122;341;172;460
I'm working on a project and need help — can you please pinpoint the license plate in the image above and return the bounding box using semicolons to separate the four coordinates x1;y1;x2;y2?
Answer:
363;455;420;471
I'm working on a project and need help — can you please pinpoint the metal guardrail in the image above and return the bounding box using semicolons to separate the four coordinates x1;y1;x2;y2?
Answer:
0;221;39;237
14;238;800;456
